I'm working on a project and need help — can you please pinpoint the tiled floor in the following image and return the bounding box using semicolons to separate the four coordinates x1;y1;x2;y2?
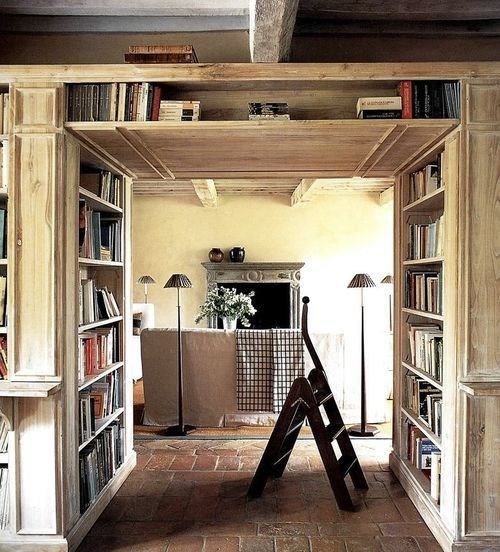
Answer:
78;439;442;552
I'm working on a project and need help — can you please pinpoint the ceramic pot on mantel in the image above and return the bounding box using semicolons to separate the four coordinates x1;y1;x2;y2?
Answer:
229;246;245;263
209;247;224;263
222;317;237;330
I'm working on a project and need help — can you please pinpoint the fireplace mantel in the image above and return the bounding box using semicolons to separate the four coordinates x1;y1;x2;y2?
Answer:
201;262;305;328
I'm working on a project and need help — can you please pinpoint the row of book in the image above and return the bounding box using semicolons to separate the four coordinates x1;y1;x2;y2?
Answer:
0;468;8;530
124;44;198;64
79;279;120;326
0;141;7;192
159;100;200;122
79;371;122;443
0;338;7;381
0;277;6;329
407;423;441;502
405;374;442;437
78;327;119;384
0;94;9;135
249;102;290;120
79;422;124;513
407;323;443;383
0;209;7;259
81;170;121;207
0;416;8;452
407;215;444;260
79;201;122;262
408;157;442;203
405;270;442;315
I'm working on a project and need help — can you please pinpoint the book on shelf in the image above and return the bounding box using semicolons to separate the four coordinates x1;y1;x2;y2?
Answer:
0;416;8;452
407;323;443;382
79;421;124;513
125;44;198;63
248;102;290;120
158;100;201;122
407;215;444;260
404;374;442;436
67;83;163;122
397;81;460;119
430;451;441;502
408;155;442;203
405;269;443;315
0;337;7;381
79;278;121;325
0;276;6;329
81;170;121;206
0;208;7;259
0;467;8;530
79;201;122;262
358;110;401;119
356;97;402;119
0;140;8;192
0;94;9;134
78;327;119;383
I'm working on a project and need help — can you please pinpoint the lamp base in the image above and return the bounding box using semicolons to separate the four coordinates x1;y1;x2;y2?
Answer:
348;424;379;437
163;424;197;437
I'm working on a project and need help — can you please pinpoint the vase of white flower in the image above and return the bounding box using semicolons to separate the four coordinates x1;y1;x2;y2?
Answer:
195;286;256;328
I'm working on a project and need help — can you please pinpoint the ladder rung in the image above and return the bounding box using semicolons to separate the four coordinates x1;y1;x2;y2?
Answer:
314;389;333;405
285;419;305;437
338;456;358;478
326;423;345;442
273;448;293;467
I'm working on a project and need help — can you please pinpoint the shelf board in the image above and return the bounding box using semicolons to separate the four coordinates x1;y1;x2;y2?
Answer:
403;186;445;212
0;327;7;334
0;381;61;397
65;119;458;181
400;457;441;511
401;406;442;448
78;362;124;392
0;452;8;464
79;187;122;214
0;259;7;266
402;361;443;391
458;381;500;397
78;316;123;332
79;258;123;268
78;407;124;452
402;308;444;321
403;257;444;266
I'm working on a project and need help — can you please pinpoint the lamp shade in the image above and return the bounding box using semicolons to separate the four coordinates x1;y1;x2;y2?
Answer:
137;275;156;285
380;275;393;285
347;273;376;288
164;273;192;289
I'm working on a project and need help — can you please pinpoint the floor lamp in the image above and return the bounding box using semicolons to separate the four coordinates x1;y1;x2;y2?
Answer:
347;273;379;437
164;273;195;436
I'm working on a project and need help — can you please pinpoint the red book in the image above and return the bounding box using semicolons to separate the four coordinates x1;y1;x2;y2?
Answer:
151;85;162;121
398;81;413;119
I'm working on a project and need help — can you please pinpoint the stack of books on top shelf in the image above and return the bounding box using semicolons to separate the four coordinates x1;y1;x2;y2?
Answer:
158;100;200;122
248;102;290;120
0;338;7;381
124;45;198;64
398;81;460;119
407;423;441;501
79;201;122;262
405;374;442;436
79;421;124;514
0;94;9;134
356;97;402;119
78;327;118;383
409;157;442;202
405;269;442;314
0;417;8;452
81;170;120;206
408;323;443;382
79;279;120;325
407;215;445;260
0;467;8;530
67;83;163;122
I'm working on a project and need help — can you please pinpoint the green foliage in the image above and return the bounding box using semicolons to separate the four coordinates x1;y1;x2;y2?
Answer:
195;286;256;327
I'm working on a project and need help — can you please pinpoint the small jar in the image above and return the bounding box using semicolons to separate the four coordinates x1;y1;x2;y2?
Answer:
229;246;245;263
209;248;224;263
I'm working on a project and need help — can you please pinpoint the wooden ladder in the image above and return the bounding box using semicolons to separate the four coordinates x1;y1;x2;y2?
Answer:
247;297;368;511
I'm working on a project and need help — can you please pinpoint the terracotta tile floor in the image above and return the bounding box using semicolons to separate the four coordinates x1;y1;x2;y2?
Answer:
78;439;442;552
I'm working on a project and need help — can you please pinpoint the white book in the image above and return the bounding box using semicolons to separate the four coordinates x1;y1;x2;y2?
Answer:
356;96;402;114
430;451;441;502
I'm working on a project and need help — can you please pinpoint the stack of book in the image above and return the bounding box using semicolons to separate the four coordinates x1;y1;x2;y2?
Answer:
79;201;122;262
0;467;8;530
67;83;162;122
78;327;118;383
405;374;442;435
0;338;7;380
0;277;6;328
407;323;443;382
79;279;120;325
398;81;460;119
81;170;121;206
407;423;441;501
407;215;445;260
405;269;442;314
158;100;200;122
124;45;198;64
356;97;402;119
0;94;9;134
409;157;442;202
0;417;8;452
79;421;124;513
248;103;290;120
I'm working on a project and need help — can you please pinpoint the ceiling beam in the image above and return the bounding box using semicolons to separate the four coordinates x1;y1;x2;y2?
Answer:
250;0;299;62
192;179;218;207
379;186;394;205
290;178;320;207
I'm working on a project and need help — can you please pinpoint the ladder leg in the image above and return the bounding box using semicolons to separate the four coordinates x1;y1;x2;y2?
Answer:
271;407;306;478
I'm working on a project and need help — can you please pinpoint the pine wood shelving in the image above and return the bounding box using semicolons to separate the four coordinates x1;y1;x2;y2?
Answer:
403;186;445;212
78;362;124;392
0;381;61;397
402;361;443;391
401;406;442;448
78;407;125;453
78;315;123;332
403;257;444;266
78;258;123;268
401;308;444;321
79;186;122;214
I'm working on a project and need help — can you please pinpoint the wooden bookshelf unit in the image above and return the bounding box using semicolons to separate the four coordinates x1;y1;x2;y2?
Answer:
0;63;497;551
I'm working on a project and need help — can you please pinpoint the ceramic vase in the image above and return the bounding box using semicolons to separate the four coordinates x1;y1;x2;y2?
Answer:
209;247;224;263
229;246;245;262
222;317;237;330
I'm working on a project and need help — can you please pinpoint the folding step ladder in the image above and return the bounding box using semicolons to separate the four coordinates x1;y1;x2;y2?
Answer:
248;297;368;511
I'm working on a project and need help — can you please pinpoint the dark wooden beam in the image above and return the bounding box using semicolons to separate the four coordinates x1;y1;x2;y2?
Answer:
251;0;300;62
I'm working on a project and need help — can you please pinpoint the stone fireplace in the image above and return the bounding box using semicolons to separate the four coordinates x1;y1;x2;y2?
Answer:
201;262;304;329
